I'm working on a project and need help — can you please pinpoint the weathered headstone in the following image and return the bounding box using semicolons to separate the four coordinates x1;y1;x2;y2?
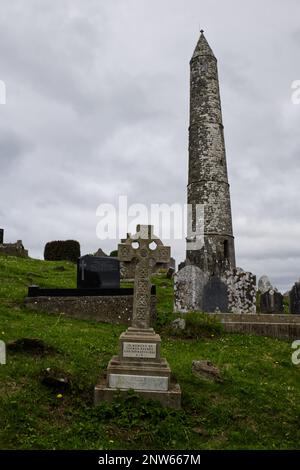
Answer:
223;268;256;314
258;275;273;294
171;318;186;330
93;248;108;257
203;276;228;313
289;282;300;314
95;225;181;408
174;265;208;313
174;266;256;314
260;289;283;314
77;255;120;289
166;267;175;279
178;261;185;271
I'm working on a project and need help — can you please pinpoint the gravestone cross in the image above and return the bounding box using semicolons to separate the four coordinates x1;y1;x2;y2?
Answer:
79;258;87;282
118;224;170;329
95;224;181;408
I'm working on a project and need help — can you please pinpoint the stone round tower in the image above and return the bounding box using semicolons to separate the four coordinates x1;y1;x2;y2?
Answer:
186;31;236;275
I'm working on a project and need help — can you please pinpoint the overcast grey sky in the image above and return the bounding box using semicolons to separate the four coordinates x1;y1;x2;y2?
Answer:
0;0;299;292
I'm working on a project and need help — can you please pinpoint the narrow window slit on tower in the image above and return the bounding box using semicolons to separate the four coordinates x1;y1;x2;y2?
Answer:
223;240;229;260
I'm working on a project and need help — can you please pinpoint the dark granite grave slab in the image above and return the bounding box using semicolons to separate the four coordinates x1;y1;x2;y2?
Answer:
77;255;120;289
289;282;300;314
260;289;283;313
203;276;228;313
28;285;156;298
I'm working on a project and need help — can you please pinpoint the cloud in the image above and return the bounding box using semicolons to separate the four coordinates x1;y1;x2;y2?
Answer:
0;0;299;292
0;130;32;168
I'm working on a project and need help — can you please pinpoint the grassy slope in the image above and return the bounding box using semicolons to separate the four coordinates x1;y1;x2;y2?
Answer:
0;255;299;450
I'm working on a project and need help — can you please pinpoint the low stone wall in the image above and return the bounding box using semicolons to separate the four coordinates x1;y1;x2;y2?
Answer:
223;322;300;341
212;313;300;340
214;313;300;324
25;295;157;326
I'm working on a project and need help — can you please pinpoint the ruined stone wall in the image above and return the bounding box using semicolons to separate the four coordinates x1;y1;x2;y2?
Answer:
0;240;28;258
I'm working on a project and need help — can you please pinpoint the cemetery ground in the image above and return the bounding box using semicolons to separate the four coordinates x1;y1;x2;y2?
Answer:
0;255;299;450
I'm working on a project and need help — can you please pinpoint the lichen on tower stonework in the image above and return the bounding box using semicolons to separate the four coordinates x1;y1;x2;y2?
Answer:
186;32;235;275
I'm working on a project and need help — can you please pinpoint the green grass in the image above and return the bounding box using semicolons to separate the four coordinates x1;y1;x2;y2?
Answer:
0;254;299;450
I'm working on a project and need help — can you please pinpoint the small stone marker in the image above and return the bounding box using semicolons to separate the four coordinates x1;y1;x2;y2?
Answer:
169;257;176;270
95;225;181;408
0;340;6;365
77;255;120;289
260;289;283;314
289;282;300;314
178;261;186;271
258;275;273;294
166;267;175;279
171;318;186;330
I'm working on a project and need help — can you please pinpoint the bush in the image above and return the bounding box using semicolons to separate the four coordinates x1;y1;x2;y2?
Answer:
44;240;81;263
110;250;118;257
168;311;224;339
187;311;224;338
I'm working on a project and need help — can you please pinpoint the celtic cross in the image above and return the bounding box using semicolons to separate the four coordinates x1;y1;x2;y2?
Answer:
118;225;170;329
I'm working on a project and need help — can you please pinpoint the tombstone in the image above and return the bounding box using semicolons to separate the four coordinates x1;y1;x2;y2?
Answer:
93;248;108;257
178;261;186;271
289;282;300;314
260;289;283;314
77;255;120;289
0;229;3;245
95;224;181;408
174;265;208;313
174;266;256;314
258;275;273;294
223;268;256;314
203;276;228;313
166;267;175;279
0;340;6;365
170;257;176;270
283;290;290;301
